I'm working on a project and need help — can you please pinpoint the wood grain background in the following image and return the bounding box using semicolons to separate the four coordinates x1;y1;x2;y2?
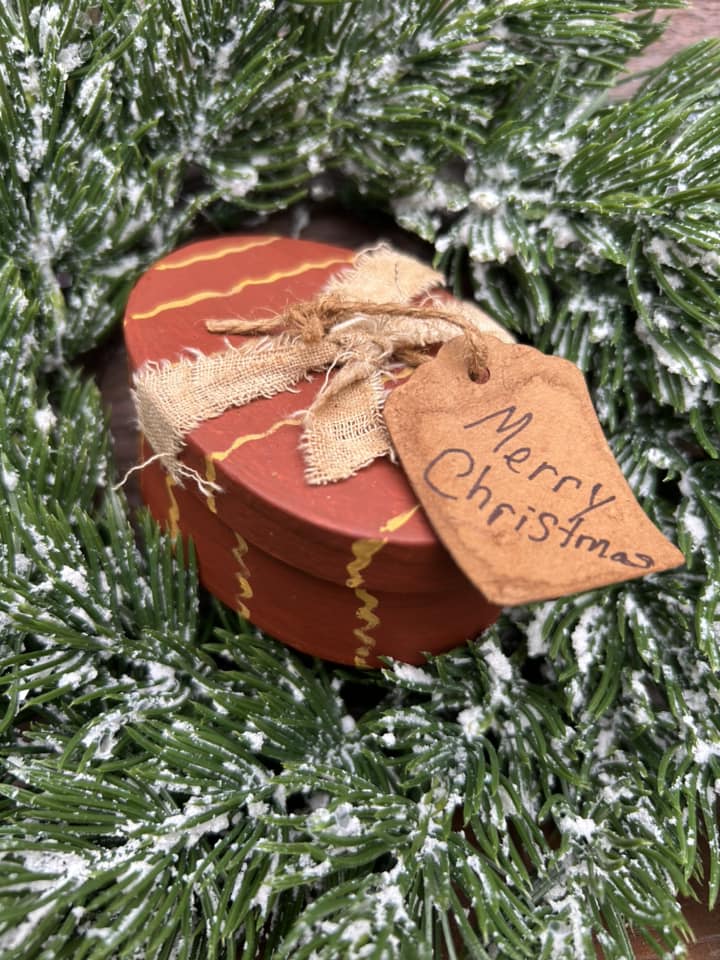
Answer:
94;4;720;954
626;1;717;75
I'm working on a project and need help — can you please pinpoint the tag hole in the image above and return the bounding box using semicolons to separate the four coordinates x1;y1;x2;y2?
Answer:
470;367;490;384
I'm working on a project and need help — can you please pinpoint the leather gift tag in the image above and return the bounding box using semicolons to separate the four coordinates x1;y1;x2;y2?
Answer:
384;336;684;605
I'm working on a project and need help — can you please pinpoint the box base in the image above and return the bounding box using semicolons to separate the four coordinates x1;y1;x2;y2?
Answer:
141;459;501;667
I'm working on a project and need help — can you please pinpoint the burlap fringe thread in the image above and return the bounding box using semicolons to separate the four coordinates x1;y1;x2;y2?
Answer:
133;244;514;488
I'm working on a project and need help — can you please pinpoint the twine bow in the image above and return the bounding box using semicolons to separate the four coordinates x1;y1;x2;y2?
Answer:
133;245;514;488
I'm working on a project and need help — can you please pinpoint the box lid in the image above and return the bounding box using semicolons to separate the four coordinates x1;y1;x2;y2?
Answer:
124;234;474;594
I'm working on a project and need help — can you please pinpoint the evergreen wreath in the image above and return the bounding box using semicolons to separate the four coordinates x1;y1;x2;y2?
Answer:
1;1;718;957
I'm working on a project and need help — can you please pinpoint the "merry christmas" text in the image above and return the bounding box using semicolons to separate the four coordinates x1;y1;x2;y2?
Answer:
421;405;654;570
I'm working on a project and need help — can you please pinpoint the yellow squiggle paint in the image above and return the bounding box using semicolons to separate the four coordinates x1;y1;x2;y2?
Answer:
156;236;278;271
232;533;253;620
346;539;386;668
205;459;218;514
346;504;420;667
352;588;381;662
204;418;302;512
380;503;419;534
205;462;253;617
131;256;353;321
165;474;181;540
381;365;414;384
209;417;302;465
346;539;386;589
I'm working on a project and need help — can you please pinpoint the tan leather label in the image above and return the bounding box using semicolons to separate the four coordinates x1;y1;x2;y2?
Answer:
384;337;684;605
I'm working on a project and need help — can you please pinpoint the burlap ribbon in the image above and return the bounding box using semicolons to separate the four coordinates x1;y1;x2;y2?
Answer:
133;245;514;488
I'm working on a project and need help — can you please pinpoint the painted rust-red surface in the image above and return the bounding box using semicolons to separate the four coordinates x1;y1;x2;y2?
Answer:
125;235;500;665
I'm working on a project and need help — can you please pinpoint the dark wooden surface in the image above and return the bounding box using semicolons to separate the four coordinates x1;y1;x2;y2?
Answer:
94;4;720;952
624;2;718;83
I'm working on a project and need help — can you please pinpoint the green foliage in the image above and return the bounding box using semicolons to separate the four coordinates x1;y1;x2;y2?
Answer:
0;1;718;958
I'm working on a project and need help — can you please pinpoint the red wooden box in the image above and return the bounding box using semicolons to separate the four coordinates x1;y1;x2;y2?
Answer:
124;235;500;666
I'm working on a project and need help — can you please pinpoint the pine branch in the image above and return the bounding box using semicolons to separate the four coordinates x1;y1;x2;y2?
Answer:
1;2;719;958
419;43;720;435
